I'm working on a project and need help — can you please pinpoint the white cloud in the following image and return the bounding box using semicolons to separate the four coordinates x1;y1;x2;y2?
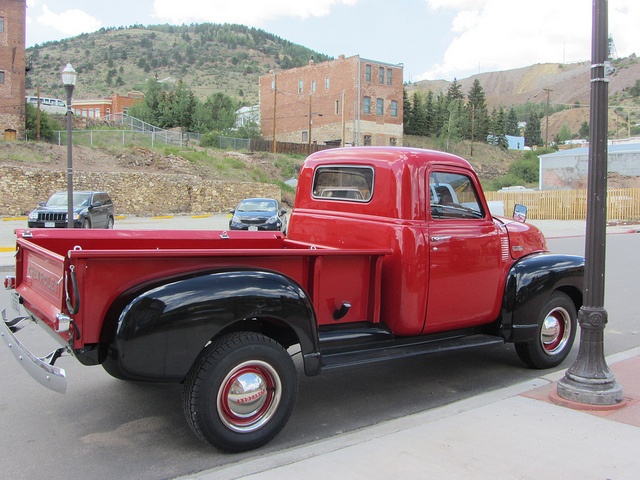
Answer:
36;4;102;37
418;0;640;80
152;0;358;25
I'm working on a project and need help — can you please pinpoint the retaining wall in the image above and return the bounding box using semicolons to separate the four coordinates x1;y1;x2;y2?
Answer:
0;166;281;216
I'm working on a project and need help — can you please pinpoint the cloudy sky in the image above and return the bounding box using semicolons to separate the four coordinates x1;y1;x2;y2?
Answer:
26;0;639;81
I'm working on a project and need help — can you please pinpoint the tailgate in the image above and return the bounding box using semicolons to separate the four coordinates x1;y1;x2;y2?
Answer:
15;236;68;334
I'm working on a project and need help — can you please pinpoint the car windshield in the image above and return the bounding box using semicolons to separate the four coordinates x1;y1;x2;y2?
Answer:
237;200;277;213
46;192;92;207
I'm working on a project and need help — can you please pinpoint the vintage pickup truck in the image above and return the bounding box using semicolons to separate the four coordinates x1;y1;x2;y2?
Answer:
2;146;584;452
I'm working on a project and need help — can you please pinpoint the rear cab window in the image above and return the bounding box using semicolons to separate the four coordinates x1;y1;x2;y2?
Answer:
312;165;374;202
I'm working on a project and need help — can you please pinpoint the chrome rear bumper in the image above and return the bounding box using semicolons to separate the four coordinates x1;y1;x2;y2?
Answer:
1;308;67;394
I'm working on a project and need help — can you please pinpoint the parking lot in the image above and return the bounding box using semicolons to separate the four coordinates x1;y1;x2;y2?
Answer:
0;214;232;252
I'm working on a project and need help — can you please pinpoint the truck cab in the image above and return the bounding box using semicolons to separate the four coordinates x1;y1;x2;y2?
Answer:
288;147;550;336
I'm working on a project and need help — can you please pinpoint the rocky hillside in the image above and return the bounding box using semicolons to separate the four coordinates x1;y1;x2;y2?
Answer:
406;56;640;140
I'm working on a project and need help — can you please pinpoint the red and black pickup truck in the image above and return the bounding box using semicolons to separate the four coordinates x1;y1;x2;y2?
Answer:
2;146;583;452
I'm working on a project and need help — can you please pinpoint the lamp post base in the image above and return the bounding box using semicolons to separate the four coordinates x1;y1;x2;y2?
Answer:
557;306;623;405
557;373;623;406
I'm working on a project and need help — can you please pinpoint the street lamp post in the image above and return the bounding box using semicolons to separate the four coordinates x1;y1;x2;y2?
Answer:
61;63;77;229
556;0;623;405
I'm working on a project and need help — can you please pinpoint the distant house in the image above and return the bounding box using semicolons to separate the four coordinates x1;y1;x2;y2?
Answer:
506;135;525;150
72;91;144;119
259;54;404;147
538;143;640;189
486;134;525;150
235;105;260;129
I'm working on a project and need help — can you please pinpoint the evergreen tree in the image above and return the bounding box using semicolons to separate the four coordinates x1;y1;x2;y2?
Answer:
433;92;448;137
524;111;543;147
424;90;435;137
402;89;413;135
446;78;464;104
579;121;590;139
412;92;427;136
489;106;509;150
506;107;519;136
467;79;489;142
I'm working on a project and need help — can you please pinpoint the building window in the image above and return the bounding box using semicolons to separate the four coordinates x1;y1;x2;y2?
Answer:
376;98;384;115
0;71;4;84
335;100;339;115
390;100;398;117
0;17;4;33
363;96;371;114
387;69;393;85
311;81;316;93
325;77;330;89
390;137;397;146
364;135;372;146
378;67;384;84
299;80;303;94
365;64;372;82
302;131;309;142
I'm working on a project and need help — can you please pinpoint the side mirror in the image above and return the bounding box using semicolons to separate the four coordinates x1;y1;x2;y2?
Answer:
280;209;287;215
513;204;527;223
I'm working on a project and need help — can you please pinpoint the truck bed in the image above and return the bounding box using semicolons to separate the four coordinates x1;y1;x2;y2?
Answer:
13;228;389;350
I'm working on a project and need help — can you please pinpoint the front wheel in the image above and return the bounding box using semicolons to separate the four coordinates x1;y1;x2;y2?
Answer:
182;332;298;452
515;291;577;369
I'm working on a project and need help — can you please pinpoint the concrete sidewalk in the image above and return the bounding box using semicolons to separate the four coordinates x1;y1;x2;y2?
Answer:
182;348;640;480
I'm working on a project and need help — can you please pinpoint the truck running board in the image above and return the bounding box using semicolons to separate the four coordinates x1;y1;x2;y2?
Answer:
319;332;505;371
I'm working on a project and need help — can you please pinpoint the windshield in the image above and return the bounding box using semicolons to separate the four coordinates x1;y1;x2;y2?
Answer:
46;192;92;207
237;199;277;213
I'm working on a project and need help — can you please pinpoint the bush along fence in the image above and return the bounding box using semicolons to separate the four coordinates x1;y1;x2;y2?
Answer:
485;188;640;222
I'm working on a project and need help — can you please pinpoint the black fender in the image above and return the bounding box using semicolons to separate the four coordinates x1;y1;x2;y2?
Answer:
107;269;321;382
499;253;584;342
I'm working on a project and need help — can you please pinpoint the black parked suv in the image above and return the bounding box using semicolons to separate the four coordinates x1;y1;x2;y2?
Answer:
28;191;115;229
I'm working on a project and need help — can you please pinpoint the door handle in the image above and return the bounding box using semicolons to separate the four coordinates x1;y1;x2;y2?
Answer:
430;235;451;242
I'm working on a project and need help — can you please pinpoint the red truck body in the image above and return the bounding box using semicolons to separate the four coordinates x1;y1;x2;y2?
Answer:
2;146;584;452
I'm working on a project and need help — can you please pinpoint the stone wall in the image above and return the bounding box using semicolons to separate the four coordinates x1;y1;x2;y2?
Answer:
0;165;281;216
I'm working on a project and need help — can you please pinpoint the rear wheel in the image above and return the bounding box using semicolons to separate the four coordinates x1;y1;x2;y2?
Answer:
515;291;577;369
106;216;114;229
183;332;298;452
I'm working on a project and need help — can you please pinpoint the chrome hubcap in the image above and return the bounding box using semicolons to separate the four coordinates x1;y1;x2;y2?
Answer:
217;360;281;432
541;306;571;355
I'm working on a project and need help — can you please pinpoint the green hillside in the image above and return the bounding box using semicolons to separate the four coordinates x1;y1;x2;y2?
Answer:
26;23;333;105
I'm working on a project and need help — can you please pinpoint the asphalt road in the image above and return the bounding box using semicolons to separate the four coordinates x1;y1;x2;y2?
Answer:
1;221;638;480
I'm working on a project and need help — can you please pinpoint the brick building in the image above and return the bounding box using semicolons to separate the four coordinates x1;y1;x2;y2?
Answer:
259;55;403;148
72;91;145;119
0;0;26;140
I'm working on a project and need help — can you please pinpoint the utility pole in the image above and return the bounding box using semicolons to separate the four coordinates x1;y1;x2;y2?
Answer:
271;70;277;154
543;88;552;148
557;0;623;406
36;85;41;141
341;91;345;147
308;94;312;155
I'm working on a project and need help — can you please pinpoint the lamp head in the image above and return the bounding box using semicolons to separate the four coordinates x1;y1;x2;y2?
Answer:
61;63;77;87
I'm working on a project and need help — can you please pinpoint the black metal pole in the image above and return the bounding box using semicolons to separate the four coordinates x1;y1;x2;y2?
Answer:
65;84;74;229
556;0;623;405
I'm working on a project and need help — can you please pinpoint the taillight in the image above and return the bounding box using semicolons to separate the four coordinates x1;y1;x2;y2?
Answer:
4;276;16;290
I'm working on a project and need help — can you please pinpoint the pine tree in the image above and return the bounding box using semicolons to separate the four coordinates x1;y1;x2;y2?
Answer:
412;92;427;136
524;111;543;147
506;107;519;136
424;90;435;137
403;89;414;135
467;79;489;141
